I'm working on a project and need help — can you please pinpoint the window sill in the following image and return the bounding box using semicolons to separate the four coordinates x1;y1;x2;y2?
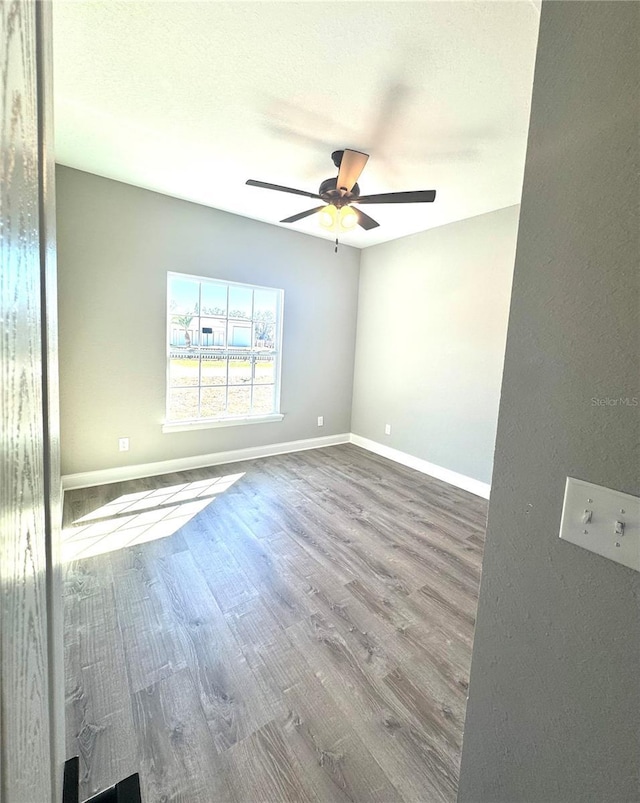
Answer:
162;413;284;433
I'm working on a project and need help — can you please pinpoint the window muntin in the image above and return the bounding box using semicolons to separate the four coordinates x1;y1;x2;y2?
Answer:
167;273;283;424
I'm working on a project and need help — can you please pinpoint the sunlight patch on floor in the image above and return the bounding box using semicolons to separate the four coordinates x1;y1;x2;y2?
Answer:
63;473;244;561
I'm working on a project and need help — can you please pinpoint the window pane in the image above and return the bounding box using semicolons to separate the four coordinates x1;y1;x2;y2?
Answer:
168;388;199;420
170;315;199;348
169;357;200;387
201;282;227;316
254;357;274;384
228;357;252;385
228;286;253;319
168;277;199;315
200;317;225;349
253;322;275;349
253;289;277;349
201;387;226;418
228;323;251;348
227;386;251;416
254;289;278;319
252;385;274;415
201;356;227;385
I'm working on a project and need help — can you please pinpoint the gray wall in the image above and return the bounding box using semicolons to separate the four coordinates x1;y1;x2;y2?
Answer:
56;167;360;476
459;3;640;801
351;206;519;485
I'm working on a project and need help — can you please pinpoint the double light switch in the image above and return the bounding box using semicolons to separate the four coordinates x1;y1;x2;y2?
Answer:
559;477;639;571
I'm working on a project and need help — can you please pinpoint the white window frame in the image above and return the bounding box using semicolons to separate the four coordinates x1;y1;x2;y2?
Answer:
163;272;284;432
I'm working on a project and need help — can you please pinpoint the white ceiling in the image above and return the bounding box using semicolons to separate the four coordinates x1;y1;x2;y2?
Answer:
52;1;540;249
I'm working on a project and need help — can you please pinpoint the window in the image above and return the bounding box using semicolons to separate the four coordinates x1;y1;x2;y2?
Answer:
165;273;284;430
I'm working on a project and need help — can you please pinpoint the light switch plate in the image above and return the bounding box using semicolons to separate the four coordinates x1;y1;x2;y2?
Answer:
559;477;640;571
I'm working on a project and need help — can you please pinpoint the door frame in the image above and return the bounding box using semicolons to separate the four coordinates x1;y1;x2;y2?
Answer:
1;0;64;799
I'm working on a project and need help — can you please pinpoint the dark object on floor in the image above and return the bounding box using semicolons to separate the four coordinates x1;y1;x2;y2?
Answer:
63;758;142;803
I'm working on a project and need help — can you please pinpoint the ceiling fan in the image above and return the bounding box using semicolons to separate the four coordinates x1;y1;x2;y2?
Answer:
246;149;436;232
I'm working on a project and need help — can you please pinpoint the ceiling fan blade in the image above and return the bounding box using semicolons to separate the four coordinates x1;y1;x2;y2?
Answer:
354;207;380;230
280;206;325;224
246;179;321;199
336;150;369;194
355;190;436;204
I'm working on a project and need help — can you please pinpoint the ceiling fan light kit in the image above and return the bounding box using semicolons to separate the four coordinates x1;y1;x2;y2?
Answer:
319;204;359;232
246;148;437;243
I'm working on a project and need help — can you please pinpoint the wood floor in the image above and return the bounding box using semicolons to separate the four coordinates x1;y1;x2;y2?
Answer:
63;444;487;803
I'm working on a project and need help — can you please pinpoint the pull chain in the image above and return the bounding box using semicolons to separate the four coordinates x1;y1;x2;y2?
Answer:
335;237;339;254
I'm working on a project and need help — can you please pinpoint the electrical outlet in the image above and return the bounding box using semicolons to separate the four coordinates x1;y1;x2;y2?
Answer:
317;416;324;427
384;424;391;435
118;437;130;452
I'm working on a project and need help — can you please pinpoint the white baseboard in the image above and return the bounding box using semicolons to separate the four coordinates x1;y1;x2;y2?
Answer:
349;433;491;499
61;433;350;491
61;431;491;499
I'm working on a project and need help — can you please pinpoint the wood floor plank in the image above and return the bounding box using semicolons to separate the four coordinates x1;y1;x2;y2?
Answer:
343;576;471;714
131;668;234;802
279;541;400;678
282;678;404;803
280;496;419;595
358;510;482;591
224;596;313;696
414;581;477;636
64;559;137;799
217;508;317;628
285;614;458;803
225;719;315;803
223;476;285;539
64;444;487;802
344;576;415;631
383;666;462;753
284;448;485;544
109;547;187;693
154;548;282;751
180;507;259;613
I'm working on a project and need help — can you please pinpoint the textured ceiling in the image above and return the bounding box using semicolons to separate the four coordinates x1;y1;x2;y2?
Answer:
52;1;540;248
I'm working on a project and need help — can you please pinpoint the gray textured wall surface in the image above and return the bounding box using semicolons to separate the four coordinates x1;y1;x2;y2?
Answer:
56;167;360;475
458;3;640;801
351;206;518;484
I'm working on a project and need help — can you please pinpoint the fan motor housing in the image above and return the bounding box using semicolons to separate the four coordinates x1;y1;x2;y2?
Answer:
319;177;360;206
